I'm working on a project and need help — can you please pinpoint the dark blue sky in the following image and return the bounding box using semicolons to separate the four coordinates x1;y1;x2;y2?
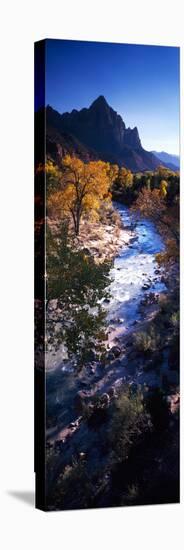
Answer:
45;39;179;154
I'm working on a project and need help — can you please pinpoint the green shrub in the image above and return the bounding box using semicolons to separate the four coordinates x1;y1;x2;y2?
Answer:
109;387;151;462
134;326;160;353
170;311;179;329
52;458;94;510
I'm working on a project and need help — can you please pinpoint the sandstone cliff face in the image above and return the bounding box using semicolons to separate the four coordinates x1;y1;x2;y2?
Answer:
45;96;161;171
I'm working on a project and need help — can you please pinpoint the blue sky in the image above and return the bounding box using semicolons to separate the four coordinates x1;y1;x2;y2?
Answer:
45;40;180;155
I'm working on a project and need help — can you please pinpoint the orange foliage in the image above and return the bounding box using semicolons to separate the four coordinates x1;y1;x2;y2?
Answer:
47;156;113;235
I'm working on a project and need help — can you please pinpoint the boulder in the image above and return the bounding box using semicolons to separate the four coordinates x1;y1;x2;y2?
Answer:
109;345;121;358
142;283;151;290
48;299;58;311
100;393;110;407
69;421;76;428
89;364;96;374
79;452;86;459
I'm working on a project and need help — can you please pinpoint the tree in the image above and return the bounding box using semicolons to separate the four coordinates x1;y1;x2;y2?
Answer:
107;163;119;190
112;167;134;204
160;179;168;198
109;387;151;462
37;160;60;195
156;238;179;266
118;167;133;188
132;187;179;244
48;156;112;235
46;222;111;365
157;165;177;180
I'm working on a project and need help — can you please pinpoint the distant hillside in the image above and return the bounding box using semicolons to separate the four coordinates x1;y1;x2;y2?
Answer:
38;97;178;172
152;151;180;171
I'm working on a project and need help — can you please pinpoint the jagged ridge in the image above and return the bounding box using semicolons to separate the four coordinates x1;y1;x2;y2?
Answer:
45;97;166;171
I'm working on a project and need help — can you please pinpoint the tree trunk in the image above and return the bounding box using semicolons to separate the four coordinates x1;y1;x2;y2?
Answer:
76;213;80;235
70;204;81;236
70;209;78;235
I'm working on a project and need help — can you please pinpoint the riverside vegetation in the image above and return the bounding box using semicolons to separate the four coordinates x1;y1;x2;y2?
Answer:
36;156;179;509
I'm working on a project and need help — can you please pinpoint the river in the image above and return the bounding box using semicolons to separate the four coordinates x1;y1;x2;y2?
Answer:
46;203;168;442
104;202;166;343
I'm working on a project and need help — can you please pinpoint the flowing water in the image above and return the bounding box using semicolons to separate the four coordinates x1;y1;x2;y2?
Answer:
104;203;166;343
46;203;167;441
47;203;166;370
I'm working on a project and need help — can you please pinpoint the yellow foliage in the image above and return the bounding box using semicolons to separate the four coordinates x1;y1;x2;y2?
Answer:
47;155;113;234
157;165;177;178
132;187;166;218
160;179;168;198
156;238;179;265
107;164;119;188
47;191;64;218
119;167;133;188
36;160;59;178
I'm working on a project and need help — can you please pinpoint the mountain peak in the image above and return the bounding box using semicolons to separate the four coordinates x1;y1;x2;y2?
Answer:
46;98;164;171
90;95;109;109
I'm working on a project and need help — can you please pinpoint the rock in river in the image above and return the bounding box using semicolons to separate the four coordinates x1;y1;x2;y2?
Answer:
106;345;121;360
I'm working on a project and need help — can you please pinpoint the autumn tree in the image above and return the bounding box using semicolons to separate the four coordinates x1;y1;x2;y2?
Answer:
37;160;60;194
107;163;119;190
160;179;168;198
156;237;179;266
132;187;179;245
47;156;113;235
118;167;133;188
156;165;177;180
112;166;134;204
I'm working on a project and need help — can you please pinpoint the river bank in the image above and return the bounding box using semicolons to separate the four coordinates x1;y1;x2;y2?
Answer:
48;203;132;265
46;202;179;437
45;200;179;510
